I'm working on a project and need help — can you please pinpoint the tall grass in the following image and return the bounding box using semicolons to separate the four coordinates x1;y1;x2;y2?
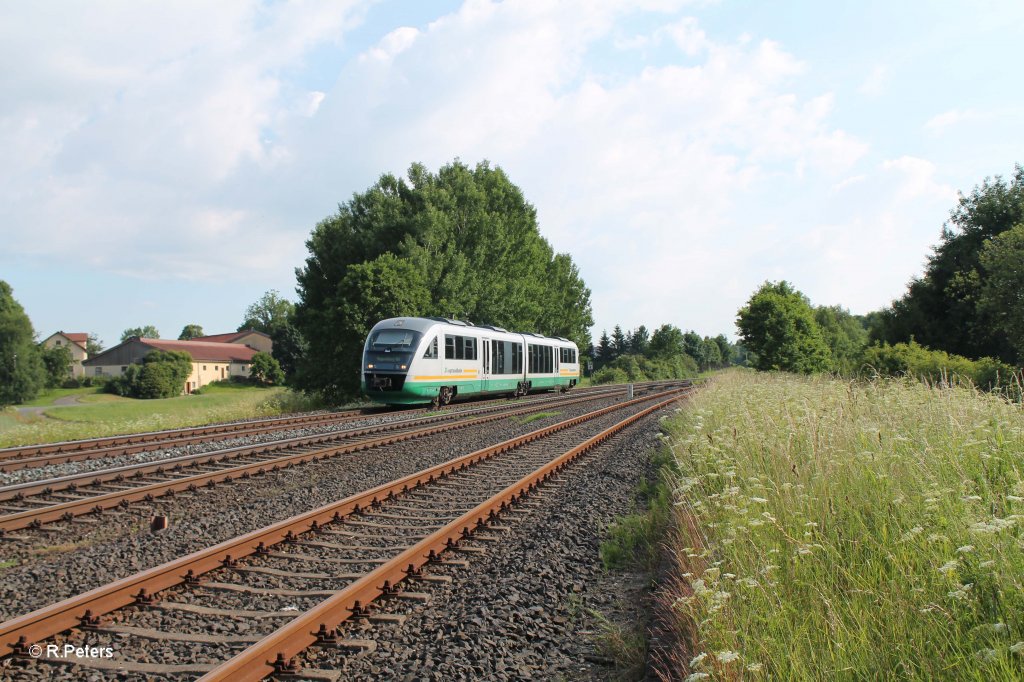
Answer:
662;370;1024;680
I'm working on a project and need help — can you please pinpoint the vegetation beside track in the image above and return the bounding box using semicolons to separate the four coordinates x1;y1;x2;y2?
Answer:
0;383;327;448
663;369;1024;679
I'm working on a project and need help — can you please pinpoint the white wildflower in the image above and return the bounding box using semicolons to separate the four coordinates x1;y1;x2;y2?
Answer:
750;497;769;503
747;662;763;672
980;560;996;568
704;567;720;581
900;526;923;541
937;559;958;574
1007;495;1024;502
685;674;709;682
1010;641;1024;654
962;495;983;502
975;648;998;664
716;650;740;663
689;652;707;667
956;545;975;554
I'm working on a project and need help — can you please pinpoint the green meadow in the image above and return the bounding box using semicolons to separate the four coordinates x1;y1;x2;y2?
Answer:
0;383;321;447
664;370;1024;679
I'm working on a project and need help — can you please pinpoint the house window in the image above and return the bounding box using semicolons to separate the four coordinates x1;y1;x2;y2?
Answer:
203;365;207;370
95;367;103;376
121;366;127;372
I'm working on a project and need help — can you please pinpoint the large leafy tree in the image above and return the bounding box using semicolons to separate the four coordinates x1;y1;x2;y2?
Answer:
631;325;650;355
0;281;46;405
648;324;686;359
121;325;160;342
294;160;593;401
979;224;1024;363
814;305;869;374
737;281;831;374
872;166;1024;362
40;344;72;388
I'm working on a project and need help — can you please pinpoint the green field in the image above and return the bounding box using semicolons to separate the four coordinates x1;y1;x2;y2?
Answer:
663;370;1024;679
0;383;324;447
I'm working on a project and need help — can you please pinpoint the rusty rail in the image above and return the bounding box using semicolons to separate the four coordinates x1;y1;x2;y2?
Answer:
0;385;692;662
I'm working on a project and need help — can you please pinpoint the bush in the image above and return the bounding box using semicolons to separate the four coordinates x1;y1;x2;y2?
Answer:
250;351;285;385
860;341;1020;396
593;367;629;385
103;350;193;399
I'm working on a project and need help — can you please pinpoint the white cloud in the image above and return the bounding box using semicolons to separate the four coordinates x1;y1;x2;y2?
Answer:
924;108;981;133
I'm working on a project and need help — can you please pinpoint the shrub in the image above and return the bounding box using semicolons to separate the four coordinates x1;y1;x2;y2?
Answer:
250;351;285;385
593;367;629;385
103;350;193;399
860;341;1020;396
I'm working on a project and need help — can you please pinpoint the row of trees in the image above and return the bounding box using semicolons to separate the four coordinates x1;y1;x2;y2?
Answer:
737;166;1024;393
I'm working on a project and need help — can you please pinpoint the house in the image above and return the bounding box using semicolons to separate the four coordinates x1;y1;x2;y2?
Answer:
194;330;273;354
41;332;90;378
82;337;259;394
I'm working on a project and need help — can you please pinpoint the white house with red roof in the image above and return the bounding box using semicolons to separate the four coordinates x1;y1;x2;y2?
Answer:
82;336;262;394
41;332;90;378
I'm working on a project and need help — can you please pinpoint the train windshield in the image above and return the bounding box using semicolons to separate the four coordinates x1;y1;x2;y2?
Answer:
366;329;423;351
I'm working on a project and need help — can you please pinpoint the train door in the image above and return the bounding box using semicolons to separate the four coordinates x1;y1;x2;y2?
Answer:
482;338;491;388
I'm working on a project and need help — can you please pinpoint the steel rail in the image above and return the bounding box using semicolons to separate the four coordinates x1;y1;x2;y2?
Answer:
0;385;692;661
0;384;641;502
0;382;658;472
201;391;688;681
0;385;677;533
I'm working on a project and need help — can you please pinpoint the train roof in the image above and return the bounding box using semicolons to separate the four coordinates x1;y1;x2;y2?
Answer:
371;317;577;346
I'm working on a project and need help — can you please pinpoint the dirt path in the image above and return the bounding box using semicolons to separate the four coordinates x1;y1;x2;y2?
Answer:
14;394;85;419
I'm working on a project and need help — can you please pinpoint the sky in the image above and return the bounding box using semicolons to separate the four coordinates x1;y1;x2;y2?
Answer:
2;0;1022;349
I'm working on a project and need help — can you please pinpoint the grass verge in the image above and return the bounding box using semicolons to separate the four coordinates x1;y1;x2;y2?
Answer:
0;385;324;447
662;369;1024;679
515;411;561;424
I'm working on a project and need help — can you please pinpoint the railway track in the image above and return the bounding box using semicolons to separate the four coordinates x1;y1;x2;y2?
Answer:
0;383;693;680
0;383;667;473
0;383;683;534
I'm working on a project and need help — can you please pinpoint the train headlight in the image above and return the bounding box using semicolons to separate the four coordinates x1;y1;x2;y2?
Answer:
367;363;374;369
400;364;407;370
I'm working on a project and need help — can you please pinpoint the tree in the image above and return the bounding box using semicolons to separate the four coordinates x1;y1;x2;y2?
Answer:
294;160;593;401
814;305;868;374
178;324;205;340
979;223;1024;363
239;290;294;335
121;325;160;342
648;324;686;359
682;331;703;361
596;331;613;365
0;281;46;405
631;325;650;355
736;281;831;374
40;344;72;388
86;333;104;356
713;334;733;365
611;325;627;359
250;351;285;385
700;337;722;369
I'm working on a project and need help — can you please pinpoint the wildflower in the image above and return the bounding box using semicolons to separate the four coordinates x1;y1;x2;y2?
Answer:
689;652;707;667
962;495;983;502
956;545;975;554
975;648;998;664
750;497;769;503
900;526;923;541
937;559;958;574
704;568;721;581
1010;642;1024;654
980;560;996;568
716;650;740;663
685;674;709;682
747;662;763;672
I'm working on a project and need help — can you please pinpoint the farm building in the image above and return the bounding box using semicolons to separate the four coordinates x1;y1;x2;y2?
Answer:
41;332;90;378
194;330;273;354
82;337;262;394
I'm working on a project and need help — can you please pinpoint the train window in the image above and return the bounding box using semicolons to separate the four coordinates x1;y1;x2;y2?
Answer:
445;336;456;359
445;334;477;361
423;336;438;359
370;329;420;349
463;337;477;360
512;342;522;373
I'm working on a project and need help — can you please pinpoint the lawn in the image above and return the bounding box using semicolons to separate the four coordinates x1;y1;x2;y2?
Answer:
663;369;1024;679
0;383;321;447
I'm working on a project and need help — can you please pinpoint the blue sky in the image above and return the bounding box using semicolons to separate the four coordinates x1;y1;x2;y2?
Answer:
1;0;1021;350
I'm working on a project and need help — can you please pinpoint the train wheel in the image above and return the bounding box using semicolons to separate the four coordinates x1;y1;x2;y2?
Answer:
439;386;453;406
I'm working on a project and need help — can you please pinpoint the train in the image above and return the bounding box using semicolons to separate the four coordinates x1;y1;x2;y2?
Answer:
361;317;580;406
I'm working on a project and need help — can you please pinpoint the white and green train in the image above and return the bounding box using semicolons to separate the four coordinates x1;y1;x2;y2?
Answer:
361;317;580;406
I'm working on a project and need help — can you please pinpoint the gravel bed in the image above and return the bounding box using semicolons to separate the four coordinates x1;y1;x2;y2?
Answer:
299;408;673;681
0;392;638;623
0;393;601;487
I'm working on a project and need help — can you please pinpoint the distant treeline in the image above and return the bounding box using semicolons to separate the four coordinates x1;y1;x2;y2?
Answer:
585;324;744;384
736;164;1024;396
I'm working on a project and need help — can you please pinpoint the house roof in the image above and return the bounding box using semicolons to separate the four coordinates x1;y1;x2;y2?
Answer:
44;331;89;350
84;338;258;365
195;330;271;344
